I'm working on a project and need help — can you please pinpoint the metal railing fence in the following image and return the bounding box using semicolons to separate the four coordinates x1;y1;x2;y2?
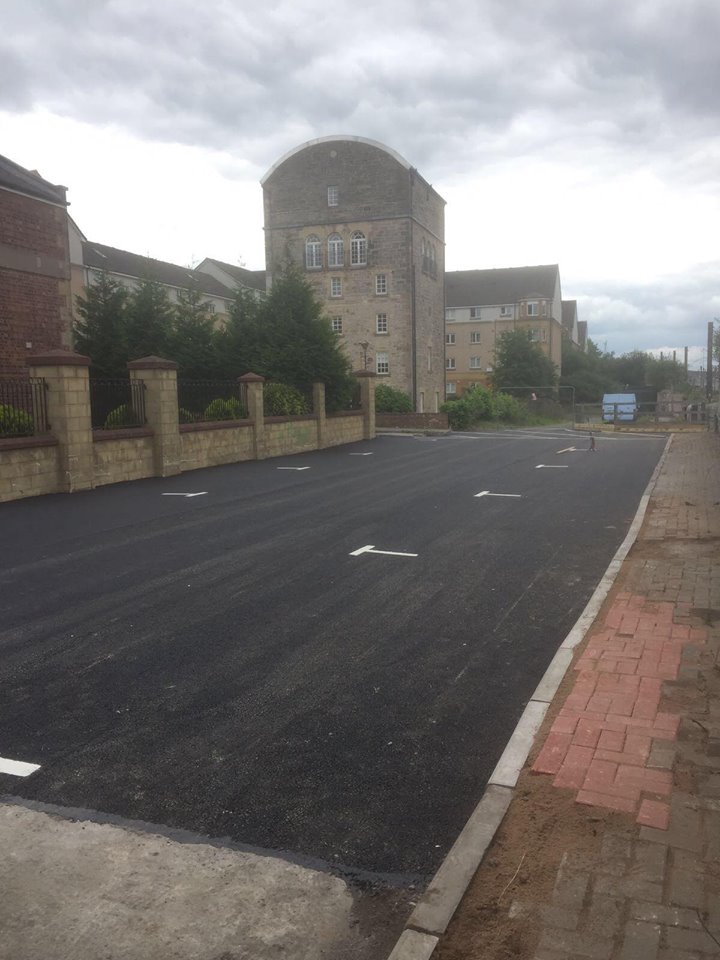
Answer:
177;380;247;423
90;379;146;429
0;378;49;437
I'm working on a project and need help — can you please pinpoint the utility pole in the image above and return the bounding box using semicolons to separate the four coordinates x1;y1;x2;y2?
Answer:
707;321;714;399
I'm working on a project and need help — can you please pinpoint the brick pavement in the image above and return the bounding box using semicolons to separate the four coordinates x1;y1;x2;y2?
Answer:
524;433;720;959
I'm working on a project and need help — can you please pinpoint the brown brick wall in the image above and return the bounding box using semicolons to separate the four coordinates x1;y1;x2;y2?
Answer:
376;412;449;430
0;189;71;377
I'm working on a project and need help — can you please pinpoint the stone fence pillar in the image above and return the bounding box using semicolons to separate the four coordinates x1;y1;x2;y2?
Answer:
28;348;94;493
128;356;181;477
354;369;376;440
239;372;266;460
313;381;326;448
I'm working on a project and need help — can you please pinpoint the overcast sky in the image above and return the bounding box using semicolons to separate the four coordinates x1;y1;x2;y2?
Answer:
3;0;719;367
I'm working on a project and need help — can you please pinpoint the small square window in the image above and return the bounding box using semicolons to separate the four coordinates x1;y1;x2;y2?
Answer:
375;274;387;295
470;306;482;319
331;317;343;334
500;305;512;317
446;382;456;395
376;351;389;375
446;332;455;344
470;331;481;343
376;313;388;334
527;301;539;316
327;186;338;206
446;357;456;370
470;356;481;369
330;277;342;298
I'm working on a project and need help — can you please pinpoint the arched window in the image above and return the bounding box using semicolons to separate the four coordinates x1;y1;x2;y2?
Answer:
350;231;367;266
328;233;343;268
305;235;321;269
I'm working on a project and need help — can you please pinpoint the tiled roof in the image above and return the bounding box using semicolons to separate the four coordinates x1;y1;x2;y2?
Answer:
446;264;559;307
82;242;236;300
0;154;67;205
200;258;267;292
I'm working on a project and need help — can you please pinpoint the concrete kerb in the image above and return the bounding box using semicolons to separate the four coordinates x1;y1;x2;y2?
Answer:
384;434;674;959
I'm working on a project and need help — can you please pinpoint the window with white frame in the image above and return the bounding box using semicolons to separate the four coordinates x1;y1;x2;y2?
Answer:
376;351;389;375
305;235;322;269
376;313;388;334
529;328;547;342
351;231;367;265
446;332;456;344
470;331;481;343
526;301;539;316
328;233;343;267
331;317;343;334
330;277;342;297
500;305;512;317
470;306;482;319
327;185;338;206
446;382;456;395
446;357;456;370
375;273;387;295
446;308;456;320
470;356;482;369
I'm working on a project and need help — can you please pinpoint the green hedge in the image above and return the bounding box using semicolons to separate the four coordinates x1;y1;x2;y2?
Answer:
375;384;413;413
0;404;34;437
263;383;310;416
441;387;524;430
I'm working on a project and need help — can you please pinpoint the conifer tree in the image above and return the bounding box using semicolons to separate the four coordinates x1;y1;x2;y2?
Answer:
73;271;129;378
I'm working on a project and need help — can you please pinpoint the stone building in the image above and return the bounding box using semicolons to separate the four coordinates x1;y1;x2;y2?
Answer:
444;264;564;397
0;154;72;377
262;136;446;412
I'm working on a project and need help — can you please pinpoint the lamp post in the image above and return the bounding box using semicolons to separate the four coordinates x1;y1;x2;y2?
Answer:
357;340;371;370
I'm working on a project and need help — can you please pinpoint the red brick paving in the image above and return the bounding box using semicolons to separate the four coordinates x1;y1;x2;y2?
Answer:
532;592;707;827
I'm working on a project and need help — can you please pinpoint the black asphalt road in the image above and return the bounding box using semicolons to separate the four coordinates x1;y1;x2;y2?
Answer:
0;428;665;879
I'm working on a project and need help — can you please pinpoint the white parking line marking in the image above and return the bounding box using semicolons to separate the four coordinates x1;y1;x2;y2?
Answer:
349;544;418;558
0;757;40;777
556;446;578;453
474;491;522;498
276;467;311;471
536;464;569;469
349;452;373;456
161;492;208;498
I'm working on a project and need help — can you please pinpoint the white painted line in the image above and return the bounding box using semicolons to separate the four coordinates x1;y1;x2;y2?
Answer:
349;452;373;456
0;757;41;777
474;491;522;498
161;492;208;498
556;446;578;453
349;544;418;558
276;466;310;471
535;464;569;469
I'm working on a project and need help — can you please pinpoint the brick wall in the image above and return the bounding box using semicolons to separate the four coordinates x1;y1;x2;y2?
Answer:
376;412;449;431
0;189;71;377
0;437;59;501
180;422;254;470
93;433;155;487
325;411;364;446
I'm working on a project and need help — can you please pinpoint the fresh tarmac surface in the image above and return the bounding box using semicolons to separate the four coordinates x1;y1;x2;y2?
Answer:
0;428;666;886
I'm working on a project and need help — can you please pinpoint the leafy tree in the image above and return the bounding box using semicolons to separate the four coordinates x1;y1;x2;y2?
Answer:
491;329;558;394
375;384;413;413
239;264;354;410
560;339;621;402
73;271;129;378
170;285;218;379
124;277;174;361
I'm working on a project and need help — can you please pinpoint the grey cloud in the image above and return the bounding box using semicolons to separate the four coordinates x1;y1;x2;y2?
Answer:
570;263;720;358
4;0;720;181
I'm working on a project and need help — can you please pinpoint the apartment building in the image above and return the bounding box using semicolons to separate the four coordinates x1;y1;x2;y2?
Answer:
445;264;563;397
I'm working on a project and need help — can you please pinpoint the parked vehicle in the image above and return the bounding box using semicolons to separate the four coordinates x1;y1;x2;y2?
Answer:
602;393;637;422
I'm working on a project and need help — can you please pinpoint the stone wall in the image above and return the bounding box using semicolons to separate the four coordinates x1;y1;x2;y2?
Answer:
0;358;376;503
325;411;365;446
180;422;254;470
0;436;59;502
92;430;155;487
376;412;449;431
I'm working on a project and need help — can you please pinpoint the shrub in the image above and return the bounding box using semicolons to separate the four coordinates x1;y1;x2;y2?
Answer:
441;387;523;430
103;404;140;428
178;407;198;424
374;384;413;413
203;397;245;421
263;383;310;417
0;404;34;437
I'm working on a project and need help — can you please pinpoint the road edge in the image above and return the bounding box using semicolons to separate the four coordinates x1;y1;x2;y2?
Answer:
386;434;674;959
